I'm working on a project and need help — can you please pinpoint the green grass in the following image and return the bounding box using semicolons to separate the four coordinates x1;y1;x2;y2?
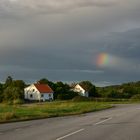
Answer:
0;101;112;123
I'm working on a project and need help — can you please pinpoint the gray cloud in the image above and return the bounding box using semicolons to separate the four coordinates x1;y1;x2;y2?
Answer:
0;0;140;86
1;28;140;85
96;28;140;58
0;0;117;17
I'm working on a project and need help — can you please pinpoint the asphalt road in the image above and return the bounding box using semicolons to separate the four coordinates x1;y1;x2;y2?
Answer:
0;104;140;140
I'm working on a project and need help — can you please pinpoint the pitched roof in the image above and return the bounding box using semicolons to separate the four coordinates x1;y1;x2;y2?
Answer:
78;84;89;92
34;84;53;93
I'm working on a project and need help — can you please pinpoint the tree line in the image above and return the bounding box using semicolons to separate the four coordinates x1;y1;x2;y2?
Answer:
0;76;140;104
0;76;97;104
98;82;140;99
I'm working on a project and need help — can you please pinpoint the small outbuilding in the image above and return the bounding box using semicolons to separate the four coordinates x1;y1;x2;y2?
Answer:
24;83;54;101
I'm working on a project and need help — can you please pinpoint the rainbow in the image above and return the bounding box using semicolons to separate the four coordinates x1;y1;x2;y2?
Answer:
96;53;110;67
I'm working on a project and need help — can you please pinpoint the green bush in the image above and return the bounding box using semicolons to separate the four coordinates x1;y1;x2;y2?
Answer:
0;112;17;121
57;92;78;100
13;99;24;105
72;96;90;102
5;100;13;105
3;86;24;102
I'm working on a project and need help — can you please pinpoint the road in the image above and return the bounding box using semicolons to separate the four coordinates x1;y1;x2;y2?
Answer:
0;104;140;140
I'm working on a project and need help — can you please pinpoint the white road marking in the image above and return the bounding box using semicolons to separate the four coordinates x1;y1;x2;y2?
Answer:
94;117;112;125
56;128;85;140
136;108;140;110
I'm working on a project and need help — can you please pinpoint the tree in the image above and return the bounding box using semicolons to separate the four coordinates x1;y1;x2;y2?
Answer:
37;78;49;84
0;83;3;102
123;86;136;98
108;90;118;98
53;82;77;100
3;86;24;102
55;82;70;93
5;76;13;87
11;80;25;90
2;77;25;103
57;91;77;100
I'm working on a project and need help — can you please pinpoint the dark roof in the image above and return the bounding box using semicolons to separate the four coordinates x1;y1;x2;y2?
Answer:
79;84;89;92
34;84;53;93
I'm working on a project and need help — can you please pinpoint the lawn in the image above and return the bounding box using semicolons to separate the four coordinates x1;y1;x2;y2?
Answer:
0;101;112;123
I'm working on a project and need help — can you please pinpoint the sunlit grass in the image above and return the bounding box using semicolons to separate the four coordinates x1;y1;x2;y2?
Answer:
0;101;112;123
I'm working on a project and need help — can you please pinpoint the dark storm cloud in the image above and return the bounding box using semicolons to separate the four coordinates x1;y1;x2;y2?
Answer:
88;28;140;59
0;27;140;85
0;0;140;86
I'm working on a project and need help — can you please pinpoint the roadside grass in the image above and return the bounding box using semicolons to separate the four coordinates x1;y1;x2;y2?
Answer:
0;101;112;123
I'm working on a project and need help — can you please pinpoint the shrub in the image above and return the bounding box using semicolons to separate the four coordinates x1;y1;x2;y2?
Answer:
5;100;13;105
3;86;24;102
72;96;90;102
13;99;24;105
1;112;17;121
57;92;78;100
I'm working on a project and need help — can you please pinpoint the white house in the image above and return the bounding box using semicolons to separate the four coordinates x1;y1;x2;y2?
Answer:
73;84;89;97
24;83;54;101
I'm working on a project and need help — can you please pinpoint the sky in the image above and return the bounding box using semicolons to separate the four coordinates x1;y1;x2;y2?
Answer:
0;0;140;86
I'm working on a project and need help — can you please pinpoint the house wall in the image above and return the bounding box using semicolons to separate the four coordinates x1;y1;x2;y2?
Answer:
24;84;54;101
24;84;40;101
74;84;85;93
74;84;89;97
83;92;89;97
40;93;53;101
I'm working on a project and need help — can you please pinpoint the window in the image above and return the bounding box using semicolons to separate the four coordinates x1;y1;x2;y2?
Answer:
49;94;51;97
41;94;44;97
32;89;35;92
30;94;33;98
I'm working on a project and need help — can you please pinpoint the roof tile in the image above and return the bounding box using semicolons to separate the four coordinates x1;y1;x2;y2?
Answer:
34;84;53;93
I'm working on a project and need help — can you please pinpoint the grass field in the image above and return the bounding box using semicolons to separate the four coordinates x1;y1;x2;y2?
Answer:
0;101;112;123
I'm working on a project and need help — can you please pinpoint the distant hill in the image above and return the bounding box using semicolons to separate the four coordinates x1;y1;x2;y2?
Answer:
98;81;140;99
